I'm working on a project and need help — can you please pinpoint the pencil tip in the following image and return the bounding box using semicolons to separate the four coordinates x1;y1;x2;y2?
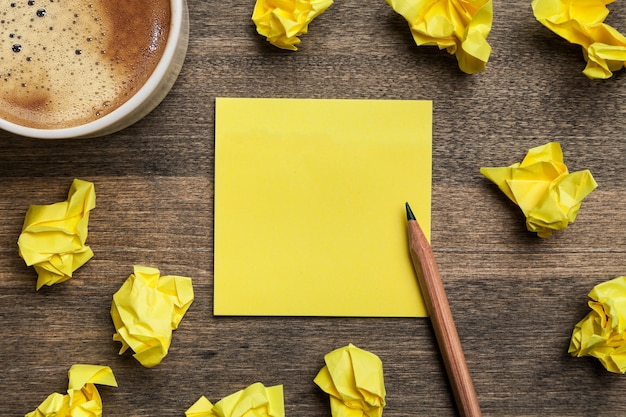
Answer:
405;202;416;221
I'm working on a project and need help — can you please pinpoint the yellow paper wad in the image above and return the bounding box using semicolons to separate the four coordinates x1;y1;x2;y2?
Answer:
214;98;431;317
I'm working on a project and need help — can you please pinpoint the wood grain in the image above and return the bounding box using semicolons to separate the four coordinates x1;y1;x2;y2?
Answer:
1;1;626;416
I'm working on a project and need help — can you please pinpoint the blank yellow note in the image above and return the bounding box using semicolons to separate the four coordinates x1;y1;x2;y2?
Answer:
214;98;431;317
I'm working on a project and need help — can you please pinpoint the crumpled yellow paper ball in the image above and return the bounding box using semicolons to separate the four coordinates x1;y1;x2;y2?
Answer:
17;179;96;290
25;364;117;417
314;343;386;417
532;0;626;79
569;276;626;373
252;0;333;50
110;265;194;368
386;0;493;74
185;383;285;417
480;142;597;238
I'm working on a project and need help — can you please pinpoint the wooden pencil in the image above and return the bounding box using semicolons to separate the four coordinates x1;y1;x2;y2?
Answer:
405;202;482;417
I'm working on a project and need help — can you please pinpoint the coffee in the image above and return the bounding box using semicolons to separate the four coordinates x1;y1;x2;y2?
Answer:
0;0;171;129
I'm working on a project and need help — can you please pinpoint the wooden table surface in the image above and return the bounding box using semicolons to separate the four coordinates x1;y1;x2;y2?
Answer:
1;1;626;416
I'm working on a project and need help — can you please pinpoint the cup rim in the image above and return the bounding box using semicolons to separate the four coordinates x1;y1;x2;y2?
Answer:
0;0;186;139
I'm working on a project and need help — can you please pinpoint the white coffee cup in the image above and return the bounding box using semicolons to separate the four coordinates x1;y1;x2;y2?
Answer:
0;0;189;139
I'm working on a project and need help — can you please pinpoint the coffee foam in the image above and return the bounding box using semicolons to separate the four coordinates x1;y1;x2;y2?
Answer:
0;0;170;129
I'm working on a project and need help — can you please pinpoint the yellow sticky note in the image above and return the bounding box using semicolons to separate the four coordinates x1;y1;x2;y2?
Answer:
532;0;626;79
214;98;431;317
17;178;96;290
569;276;626;374
314;344;386;417
110;265;194;368
386;0;493;74
252;0;333;50
25;364;117;417
185;383;284;417
185;396;216;417
480;142;597;238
